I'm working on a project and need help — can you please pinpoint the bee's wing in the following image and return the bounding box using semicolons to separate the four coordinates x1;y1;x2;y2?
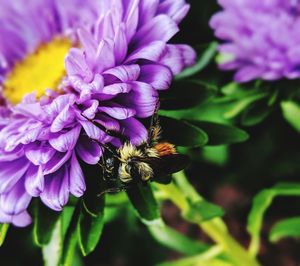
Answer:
140;154;190;182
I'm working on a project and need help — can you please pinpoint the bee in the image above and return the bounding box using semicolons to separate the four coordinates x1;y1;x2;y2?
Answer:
82;105;189;194
112;123;189;185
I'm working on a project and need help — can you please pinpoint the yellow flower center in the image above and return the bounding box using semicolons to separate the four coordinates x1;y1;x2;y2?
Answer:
3;38;72;104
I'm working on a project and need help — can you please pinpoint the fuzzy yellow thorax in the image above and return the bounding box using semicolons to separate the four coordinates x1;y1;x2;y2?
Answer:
3;38;72;104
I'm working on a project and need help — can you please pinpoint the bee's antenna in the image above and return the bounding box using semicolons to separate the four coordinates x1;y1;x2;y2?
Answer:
80;112;129;145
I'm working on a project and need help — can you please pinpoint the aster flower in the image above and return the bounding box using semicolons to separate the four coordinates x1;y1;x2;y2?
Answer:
210;0;300;82
0;0;195;226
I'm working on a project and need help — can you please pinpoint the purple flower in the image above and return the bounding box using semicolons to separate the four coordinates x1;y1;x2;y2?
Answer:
210;0;300;82
0;0;195;226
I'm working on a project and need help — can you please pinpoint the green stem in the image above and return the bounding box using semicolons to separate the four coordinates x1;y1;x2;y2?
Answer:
156;171;260;266
158;246;229;266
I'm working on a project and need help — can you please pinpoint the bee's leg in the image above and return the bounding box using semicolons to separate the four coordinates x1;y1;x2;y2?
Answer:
97;185;129;197
98;146;109;180
148;100;161;145
102;143;119;157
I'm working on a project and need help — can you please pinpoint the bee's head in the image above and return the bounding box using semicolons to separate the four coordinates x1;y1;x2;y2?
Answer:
103;155;119;181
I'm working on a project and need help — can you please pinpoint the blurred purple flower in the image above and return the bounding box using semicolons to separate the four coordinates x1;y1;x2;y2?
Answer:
210;0;300;82
0;0;195;226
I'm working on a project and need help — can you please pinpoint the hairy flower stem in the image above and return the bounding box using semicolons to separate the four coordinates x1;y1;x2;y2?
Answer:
157;171;260;266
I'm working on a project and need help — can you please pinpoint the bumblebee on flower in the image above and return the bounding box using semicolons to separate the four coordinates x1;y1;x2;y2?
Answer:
0;0;195;226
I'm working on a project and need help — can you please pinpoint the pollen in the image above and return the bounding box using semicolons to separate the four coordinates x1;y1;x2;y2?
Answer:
155;142;177;156
3;38;72;104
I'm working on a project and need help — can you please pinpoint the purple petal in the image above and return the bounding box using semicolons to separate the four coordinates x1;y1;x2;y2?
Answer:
10;124;48;151
95;11;116;41
68;74;104;97
123;0;139;41
126;41;166;62
103;65;140;82
49;126;81;153
139;64;172;90
43;151;72;175
138;0;159;27
158;0;190;24
0;148;24;162
94;39;115;72
94;114;120;132
25;142;56;165
44;95;75;117
120;118;148;146
14;103;47;121
82;100;99;120
121;81;158;118
0;209;31;227
131;15;178;48
101;83;131;95
114;24;128;64
80;120;109;141
0;178;31;215
51;105;76;133
0;158;30;193
159;44;197;75
78;28;98;63
98;103;136;120
69;153;86;197
65;48;93;81
25;165;44;197
76;136;102;164
234;66;264;83
41;166;70;211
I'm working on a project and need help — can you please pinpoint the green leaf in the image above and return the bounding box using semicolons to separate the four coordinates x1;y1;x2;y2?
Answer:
82;174;105;216
247;182;300;256
0;224;9;247
270;216;300;243
223;92;268;119
78;197;105;256
241;101;271;126
176;42;218;80
105;193;128;206
221;82;240;96
82;187;105;217
159;101;230;124
160;80;217;110
187;120;249;145
126;182;160;222
60;204;81;266
42;220;61;266
42;206;75;266
159;116;209;147
183;200;225;223
281;101;300;132
147;218;210;255
61;206;76;240
33;200;61;247
202;146;229;166
104;207;122;224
